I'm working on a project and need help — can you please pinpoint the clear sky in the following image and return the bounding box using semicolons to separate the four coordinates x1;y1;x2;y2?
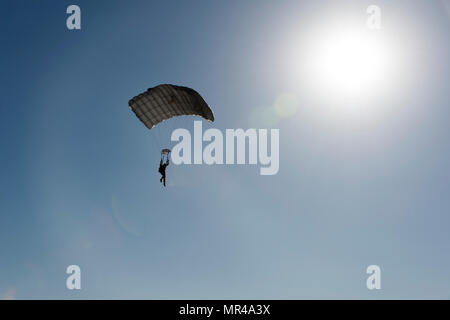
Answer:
0;0;449;299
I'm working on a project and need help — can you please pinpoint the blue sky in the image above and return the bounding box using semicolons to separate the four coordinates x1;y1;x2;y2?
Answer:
0;0;449;299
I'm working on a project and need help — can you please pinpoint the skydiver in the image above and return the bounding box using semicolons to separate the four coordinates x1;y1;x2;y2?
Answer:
158;158;169;187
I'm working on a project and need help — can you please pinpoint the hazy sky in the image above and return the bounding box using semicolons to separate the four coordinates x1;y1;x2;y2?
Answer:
1;0;449;299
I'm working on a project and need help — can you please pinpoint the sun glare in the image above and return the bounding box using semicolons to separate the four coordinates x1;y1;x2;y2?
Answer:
308;29;390;99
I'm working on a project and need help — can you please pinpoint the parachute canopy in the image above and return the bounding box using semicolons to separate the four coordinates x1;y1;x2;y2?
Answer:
161;148;171;155
129;84;214;130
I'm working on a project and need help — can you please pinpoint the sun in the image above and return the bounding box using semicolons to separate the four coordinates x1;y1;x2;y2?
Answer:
283;21;398;108
307;29;390;99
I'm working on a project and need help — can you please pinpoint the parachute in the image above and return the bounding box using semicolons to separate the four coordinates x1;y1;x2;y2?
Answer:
128;84;214;130
129;84;214;157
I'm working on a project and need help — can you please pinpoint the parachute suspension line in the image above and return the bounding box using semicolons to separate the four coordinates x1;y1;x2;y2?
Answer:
168;116;178;146
164;118;174;151
154;122;163;152
148;131;158;154
154;124;160;151
164;115;181;153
